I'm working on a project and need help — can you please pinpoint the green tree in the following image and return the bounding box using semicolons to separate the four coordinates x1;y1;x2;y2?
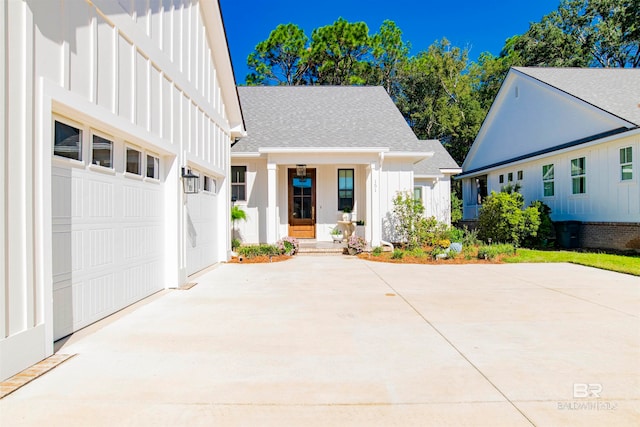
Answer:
246;23;309;85
396;39;484;164
369;20;410;98
477;191;541;246
307;18;371;85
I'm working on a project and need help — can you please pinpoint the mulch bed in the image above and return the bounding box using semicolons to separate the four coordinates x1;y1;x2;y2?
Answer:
358;252;510;264
227;255;292;264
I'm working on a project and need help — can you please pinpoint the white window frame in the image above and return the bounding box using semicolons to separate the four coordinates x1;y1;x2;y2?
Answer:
53;117;84;163
231;165;247;201
620;146;633;181
146;153;160;180
125;145;143;176
91;131;114;169
542;164;554;198
571;157;586;195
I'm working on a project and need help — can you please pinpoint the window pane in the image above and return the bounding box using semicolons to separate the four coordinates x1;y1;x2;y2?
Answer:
338;169;354;210
544;182;554;197
414;187;422;201
572;177;585;194
542;164;554;180
621;164;633;180
499;175;504;183
508;172;513;182
232;166;246;184
92;135;112;168
54;121;82;160
146;155;159;179
620;147;632;164
517;170;523;180
571;158;585;176
126;148;141;175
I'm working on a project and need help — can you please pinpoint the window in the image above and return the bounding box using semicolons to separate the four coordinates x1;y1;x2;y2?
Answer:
517;170;523;180
338;169;354;210
620;147;633;181
231;166;246;201
203;176;216;192
54;120;82;160
414;186;422;202
146;154;159;179
542;164;554;197
92;134;113;168
499;174;504;184
508;172;513;182
126;147;142;175
571;157;586;194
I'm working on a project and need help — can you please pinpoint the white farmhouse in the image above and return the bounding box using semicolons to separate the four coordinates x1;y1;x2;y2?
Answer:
0;0;244;380
459;67;640;250
231;86;459;246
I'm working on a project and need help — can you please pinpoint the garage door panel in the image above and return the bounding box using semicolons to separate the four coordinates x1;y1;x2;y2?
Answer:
186;191;218;275
53;165;164;340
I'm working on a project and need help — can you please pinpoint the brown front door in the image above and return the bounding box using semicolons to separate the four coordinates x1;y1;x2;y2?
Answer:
288;168;316;238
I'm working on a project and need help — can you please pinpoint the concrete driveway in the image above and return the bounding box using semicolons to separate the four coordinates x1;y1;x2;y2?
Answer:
1;256;638;426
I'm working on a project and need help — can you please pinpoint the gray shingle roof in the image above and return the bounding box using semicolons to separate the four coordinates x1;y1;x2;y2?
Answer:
414;140;460;176
232;86;421;153
514;67;640;126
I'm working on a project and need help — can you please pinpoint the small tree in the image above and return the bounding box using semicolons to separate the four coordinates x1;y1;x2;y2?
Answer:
391;191;424;249
477;190;540;245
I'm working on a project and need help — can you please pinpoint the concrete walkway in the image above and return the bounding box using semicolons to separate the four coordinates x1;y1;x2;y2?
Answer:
1;257;638;426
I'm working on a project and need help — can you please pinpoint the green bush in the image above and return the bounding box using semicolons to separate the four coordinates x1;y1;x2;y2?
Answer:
451;191;463;224
477;244;515;260
372;246;383;256
523;201;554;248
447;227;465;243
231;238;241;250
237;244;281;258
391;249;404;259
477;191;541;245
391;191;425;249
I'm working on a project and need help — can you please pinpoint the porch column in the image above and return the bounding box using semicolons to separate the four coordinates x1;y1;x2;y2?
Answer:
266;162;278;244
367;161;381;247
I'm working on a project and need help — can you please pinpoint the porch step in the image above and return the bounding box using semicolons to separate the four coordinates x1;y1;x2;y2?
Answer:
297;240;346;256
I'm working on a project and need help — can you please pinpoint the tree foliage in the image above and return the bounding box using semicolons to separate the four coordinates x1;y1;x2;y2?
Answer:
246;1;639;164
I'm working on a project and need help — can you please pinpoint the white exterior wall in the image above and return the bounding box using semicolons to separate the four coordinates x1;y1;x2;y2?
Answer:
1;0;241;381
462;133;640;222
231;155;423;246
415;175;453;225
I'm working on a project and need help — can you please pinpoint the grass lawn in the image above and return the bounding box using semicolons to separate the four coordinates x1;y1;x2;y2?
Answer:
505;248;640;276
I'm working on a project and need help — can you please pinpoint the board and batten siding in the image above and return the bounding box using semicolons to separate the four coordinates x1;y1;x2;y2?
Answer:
463;134;639;223
1;0;241;381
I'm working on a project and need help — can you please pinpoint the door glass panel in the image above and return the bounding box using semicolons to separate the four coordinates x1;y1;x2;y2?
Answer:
292;176;312;219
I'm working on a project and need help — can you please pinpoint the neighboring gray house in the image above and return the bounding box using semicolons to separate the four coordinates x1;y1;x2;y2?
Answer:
459;67;640;250
231;86;460;246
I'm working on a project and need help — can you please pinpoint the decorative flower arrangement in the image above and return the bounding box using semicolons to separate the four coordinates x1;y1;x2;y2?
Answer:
347;234;366;254
276;236;299;255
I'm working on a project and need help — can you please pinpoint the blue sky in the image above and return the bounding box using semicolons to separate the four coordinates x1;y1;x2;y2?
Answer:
219;0;561;84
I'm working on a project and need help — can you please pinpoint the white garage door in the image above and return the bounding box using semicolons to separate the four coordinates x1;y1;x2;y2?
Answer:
186;181;219;276
51;162;165;340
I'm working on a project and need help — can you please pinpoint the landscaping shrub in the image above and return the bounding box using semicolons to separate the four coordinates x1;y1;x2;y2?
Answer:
391;249;404;259
237;244;281;258
522;201;554;248
451;191;463;224
390;191;425;249
231;238;241;251
477;244;515;260
447;227;465;243
477;190;540;245
372;246;383;256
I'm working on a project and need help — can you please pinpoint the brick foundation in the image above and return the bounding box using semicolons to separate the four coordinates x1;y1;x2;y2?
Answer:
579;222;640;252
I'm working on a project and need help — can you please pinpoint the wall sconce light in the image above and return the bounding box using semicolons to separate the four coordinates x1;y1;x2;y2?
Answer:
181;167;200;194
296;164;307;177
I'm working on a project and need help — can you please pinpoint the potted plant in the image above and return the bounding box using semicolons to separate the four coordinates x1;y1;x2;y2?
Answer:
331;227;344;243
341;206;352;222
